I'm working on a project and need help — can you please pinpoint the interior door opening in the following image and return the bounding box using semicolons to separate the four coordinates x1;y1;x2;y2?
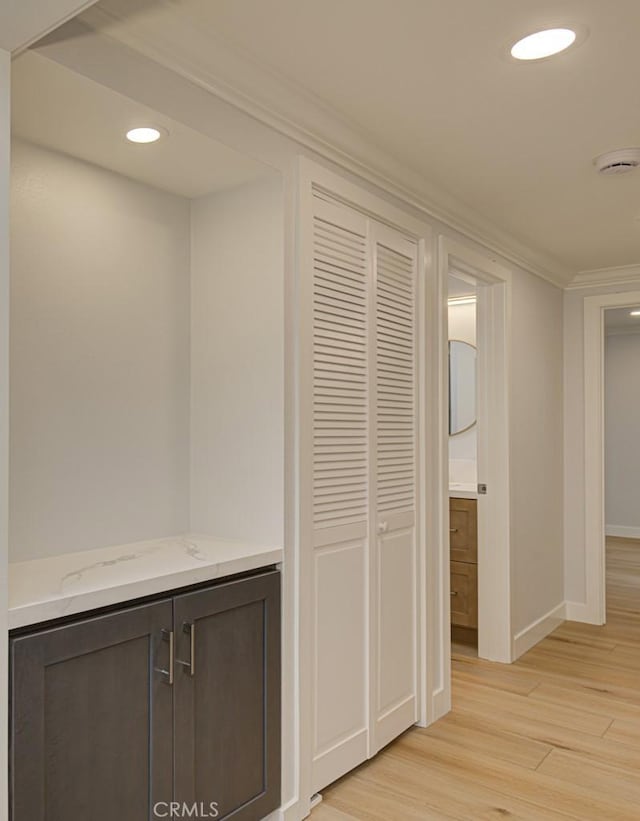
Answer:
603;305;640;619
447;272;479;657
435;237;512;688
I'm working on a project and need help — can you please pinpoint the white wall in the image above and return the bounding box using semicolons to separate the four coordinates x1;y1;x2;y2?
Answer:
190;176;284;546
10;139;191;561
510;270;564;634
605;332;640;536
448;301;476;477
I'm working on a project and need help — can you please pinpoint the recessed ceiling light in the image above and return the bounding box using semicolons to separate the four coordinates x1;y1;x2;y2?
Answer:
126;127;163;144
630;310;640;317
511;28;577;61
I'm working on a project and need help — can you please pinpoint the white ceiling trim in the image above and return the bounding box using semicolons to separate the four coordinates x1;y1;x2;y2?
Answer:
2;0;97;53
78;4;572;288
567;263;640;291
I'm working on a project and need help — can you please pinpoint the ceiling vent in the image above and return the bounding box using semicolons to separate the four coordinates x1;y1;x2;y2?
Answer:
594;148;640;175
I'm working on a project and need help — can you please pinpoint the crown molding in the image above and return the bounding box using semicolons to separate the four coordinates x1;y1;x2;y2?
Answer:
567;263;640;291
1;0;97;53
76;3;572;288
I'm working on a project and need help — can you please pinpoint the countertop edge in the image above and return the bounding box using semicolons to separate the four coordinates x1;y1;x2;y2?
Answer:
9;543;283;630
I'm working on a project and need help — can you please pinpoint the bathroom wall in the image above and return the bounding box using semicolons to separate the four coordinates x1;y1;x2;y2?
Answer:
448;300;476;484
605;331;640;537
10;139;191;560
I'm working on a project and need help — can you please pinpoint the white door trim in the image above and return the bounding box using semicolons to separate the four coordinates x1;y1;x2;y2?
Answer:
0;49;11;821
583;289;640;625
439;237;512;667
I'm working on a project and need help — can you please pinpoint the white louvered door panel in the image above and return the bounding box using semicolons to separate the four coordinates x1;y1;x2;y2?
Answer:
310;194;370;792
371;222;419;754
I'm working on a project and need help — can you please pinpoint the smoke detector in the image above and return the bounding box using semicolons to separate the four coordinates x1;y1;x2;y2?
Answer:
594;148;640;176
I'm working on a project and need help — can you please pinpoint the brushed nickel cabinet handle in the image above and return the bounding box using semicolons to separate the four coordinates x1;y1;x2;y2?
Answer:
156;629;174;685
450;591;459;597
450;528;458;533
176;622;195;677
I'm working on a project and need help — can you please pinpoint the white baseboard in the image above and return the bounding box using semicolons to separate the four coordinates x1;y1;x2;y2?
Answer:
429;685;451;726
565;600;605;625
511;602;566;660
606;525;640;539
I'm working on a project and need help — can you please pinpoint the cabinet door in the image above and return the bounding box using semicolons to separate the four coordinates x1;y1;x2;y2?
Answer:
449;498;478;564
173;571;281;821
450;561;478;628
10;600;174;821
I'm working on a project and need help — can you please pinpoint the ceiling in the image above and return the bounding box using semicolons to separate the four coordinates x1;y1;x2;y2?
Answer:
605;306;640;333
448;275;476;299
75;0;640;277
11;49;270;198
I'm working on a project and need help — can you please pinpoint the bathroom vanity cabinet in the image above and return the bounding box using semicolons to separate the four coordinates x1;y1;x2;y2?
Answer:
449;497;478;631
10;570;281;821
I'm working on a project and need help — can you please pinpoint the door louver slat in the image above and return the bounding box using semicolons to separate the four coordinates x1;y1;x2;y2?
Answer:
313;209;368;530
376;244;415;515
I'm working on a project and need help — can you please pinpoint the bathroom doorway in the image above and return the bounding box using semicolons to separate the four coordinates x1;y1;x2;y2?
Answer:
448;273;479;656
436;237;511;685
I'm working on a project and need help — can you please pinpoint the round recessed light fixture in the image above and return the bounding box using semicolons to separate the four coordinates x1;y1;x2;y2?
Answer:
126;127;163;144
511;28;577;61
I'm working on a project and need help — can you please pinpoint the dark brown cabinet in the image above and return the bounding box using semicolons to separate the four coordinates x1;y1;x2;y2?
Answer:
10;570;281;821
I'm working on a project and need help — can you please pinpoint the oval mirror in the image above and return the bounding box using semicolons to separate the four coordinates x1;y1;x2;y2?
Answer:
449;340;477;435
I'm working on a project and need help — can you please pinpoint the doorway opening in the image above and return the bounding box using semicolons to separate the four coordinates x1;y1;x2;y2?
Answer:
448;273;479;657
603;305;640;617
583;290;640;625
432;235;511;719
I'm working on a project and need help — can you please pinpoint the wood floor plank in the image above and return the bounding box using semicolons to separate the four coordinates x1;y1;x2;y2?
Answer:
313;536;640;820
528;681;640;724
452;678;613;737
604;717;640;749
419;710;552;769
393;731;638;820
536;748;640;807
358;742;568;820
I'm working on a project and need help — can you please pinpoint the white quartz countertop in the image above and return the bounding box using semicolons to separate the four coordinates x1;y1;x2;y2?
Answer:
449;483;478;500
9;534;283;630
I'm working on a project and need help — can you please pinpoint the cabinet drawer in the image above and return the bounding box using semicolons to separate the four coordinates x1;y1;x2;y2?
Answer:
450;561;478;629
449;497;477;564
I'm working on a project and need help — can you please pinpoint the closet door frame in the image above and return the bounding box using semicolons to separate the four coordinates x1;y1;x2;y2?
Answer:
297;157;436;805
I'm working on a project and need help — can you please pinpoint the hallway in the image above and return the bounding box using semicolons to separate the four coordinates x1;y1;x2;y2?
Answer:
311;538;640;820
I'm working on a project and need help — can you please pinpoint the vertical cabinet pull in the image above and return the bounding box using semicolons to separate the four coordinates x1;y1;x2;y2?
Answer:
156;629;174;685
176;621;195;677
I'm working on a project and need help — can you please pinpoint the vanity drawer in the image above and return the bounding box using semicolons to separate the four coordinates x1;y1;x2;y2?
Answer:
449;497;477;564
450;561;478;629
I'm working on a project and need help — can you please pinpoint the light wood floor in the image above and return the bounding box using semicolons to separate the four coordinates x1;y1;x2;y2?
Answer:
312;537;640;820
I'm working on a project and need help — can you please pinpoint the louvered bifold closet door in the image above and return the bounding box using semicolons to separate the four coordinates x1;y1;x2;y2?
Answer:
371;221;419;754
310;194;370;793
